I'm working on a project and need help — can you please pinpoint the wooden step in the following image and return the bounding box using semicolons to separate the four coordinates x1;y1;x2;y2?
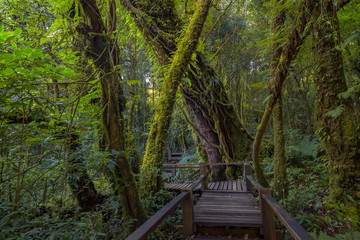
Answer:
193;227;262;240
194;192;262;228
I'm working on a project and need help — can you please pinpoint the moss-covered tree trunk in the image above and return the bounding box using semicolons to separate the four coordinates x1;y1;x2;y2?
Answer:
252;0;312;187
77;0;146;230
120;0;252;181
271;2;287;198
138;0;213;196
312;0;360;217
272;95;287;199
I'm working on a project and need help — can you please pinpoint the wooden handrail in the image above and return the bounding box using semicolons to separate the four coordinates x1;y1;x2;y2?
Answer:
126;192;189;240
244;174;313;240
246;175;265;192
163;162;244;169
187;174;205;190
204;162;243;166
187;169;200;179
163;163;201;169
126;174;207;239
262;194;314;240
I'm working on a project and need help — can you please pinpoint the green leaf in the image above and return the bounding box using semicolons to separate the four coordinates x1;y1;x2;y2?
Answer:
127;80;141;85
62;68;76;76
182;77;192;87
48;119;56;128
14;28;22;36
0;32;14;43
1;68;15;76
23;47;33;56
326;105;344;119
262;95;272;105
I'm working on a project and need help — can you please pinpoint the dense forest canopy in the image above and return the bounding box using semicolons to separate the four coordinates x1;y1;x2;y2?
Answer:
0;0;359;239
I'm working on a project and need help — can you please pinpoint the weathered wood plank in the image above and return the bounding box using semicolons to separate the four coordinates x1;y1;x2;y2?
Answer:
232;181;237;191
194;192;262;228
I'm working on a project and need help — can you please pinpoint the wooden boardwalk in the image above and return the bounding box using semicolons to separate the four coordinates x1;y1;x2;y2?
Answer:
127;163;314;240
194;191;262;227
166;179;262;230
165;180;246;191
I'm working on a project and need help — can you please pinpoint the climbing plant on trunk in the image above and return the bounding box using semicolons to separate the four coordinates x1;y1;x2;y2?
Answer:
135;0;213;196
252;0;313;187
311;0;360;219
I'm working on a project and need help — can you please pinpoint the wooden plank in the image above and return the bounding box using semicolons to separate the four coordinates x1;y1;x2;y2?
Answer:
204;162;243;166
200;192;255;197
229;181;234;190
260;189;276;240
213;182;220;190
126;192;189;240
194;218;261;227
188;175;205;190
243;163;252;192
236;181;241;191
196;227;260;238
182;190;194;236
262;194;314;240
194;191;262;228
232;181;237;191
222;181;228;190
207;182;215;190
240;182;246;191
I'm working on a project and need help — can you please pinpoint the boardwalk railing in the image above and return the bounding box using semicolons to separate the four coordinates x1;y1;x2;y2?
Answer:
126;174;205;240
245;173;313;240
130;162;313;240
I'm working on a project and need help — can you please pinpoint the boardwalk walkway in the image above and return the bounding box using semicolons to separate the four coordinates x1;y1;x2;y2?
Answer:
165;180;246;191
194;191;261;228
126;163;314;240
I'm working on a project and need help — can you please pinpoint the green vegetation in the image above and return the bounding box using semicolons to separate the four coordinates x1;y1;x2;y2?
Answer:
1;0;359;239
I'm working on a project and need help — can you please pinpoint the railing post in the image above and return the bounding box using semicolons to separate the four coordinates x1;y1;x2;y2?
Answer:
182;190;194;236
260;189;276;240
243;163;253;192
200;163;207;190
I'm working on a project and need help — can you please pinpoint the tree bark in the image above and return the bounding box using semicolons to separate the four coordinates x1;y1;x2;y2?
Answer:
272;95;287;199
312;0;360;217
138;0;213;196
77;0;146;230
271;1;287;198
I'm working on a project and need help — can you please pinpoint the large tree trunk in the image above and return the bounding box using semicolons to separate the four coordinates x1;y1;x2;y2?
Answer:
77;0;146;230
138;0;213;196
271;2;287;198
120;0;252;181
312;0;360;217
252;0;312;187
272;95;287;199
